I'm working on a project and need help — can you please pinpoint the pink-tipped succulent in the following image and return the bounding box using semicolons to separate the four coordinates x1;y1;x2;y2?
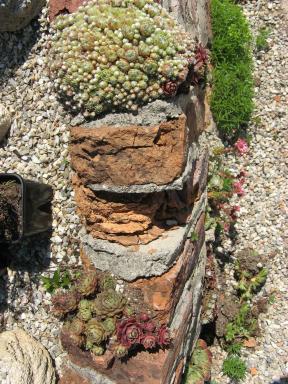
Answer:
195;44;209;70
116;317;143;348
116;314;171;354
234;138;249;155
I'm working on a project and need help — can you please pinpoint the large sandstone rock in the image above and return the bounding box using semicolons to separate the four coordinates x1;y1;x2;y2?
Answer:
72;163;198;247
70;90;204;194
0;0;45;32
0;328;56;384
0;104;11;142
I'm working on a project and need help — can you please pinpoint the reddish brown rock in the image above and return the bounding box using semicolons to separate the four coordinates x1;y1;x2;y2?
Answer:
59;367;92;384
49;0;84;21
72;171;196;246
70;115;190;189
130;213;205;323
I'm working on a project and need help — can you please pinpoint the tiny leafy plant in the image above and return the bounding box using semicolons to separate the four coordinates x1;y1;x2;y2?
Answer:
235;266;268;302
225;342;242;356
225;304;256;343
222;355;247;381
190;231;199;242
256;27;270;52
41;268;71;293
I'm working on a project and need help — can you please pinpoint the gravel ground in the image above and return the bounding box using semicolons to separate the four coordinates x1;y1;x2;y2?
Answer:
210;0;288;383
0;3;82;379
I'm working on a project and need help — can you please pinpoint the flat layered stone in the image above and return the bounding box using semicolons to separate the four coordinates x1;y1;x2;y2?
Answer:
72;158;201;246
70;89;204;193
80;191;206;281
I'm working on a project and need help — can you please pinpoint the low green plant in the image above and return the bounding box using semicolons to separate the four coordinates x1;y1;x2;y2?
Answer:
190;231;199;242
225;304;256;342
268;293;276;304
183;341;211;383
211;0;252;64
210;0;253;139
236;267;268;301
222;355;247;381
225;342;242;356
256;27;271;52
41;268;71;293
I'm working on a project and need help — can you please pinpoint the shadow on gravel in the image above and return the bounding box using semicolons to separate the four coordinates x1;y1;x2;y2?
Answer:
0;232;52;328
0;19;41;82
271;379;288;384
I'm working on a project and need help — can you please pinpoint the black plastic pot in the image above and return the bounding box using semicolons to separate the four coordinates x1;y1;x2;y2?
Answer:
0;173;53;243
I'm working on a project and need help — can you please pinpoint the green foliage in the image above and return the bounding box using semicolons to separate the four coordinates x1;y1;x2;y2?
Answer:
268;293;276;304
226;342;242;356
210;63;254;136
190;231;199;242
225;304;257;342
222;355;247;381
256;27;270;52
211;0;252;64
236;267;268;301
183;341;211;383
41;268;71;293
210;0;253;138
50;0;195;117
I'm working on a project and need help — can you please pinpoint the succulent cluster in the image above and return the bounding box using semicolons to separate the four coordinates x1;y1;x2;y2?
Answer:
52;271;171;358
49;0;196;116
115;314;170;357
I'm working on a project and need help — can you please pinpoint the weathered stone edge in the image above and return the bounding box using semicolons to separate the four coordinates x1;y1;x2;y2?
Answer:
81;191;207;281
88;143;198;193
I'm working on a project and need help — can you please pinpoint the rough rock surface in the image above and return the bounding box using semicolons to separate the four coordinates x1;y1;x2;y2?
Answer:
72;165;199;246
80;191;206;281
0;328;56;384
71;115;189;189
0;0;45;32
70;89;205;193
0;104;11;142
49;0;84;21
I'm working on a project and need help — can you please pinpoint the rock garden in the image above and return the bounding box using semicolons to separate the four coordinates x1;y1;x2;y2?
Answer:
0;0;287;383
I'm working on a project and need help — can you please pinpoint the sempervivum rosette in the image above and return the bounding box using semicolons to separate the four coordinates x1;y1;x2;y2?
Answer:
92;289;127;318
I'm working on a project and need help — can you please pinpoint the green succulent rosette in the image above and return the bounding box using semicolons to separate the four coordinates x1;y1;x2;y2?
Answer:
102;317;116;336
76;270;98;297
77;299;93;322
99;274;117;292
85;318;107;345
92;289;127;318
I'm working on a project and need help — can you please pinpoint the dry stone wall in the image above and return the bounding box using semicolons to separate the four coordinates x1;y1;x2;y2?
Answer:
58;0;212;382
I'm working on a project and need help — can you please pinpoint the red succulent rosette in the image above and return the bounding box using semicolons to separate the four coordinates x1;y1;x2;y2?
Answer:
158;325;171;347
141;333;158;350
116;317;143;348
142;320;156;332
162;81;178;97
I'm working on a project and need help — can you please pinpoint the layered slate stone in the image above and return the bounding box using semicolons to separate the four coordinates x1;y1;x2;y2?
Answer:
70;90;204;194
